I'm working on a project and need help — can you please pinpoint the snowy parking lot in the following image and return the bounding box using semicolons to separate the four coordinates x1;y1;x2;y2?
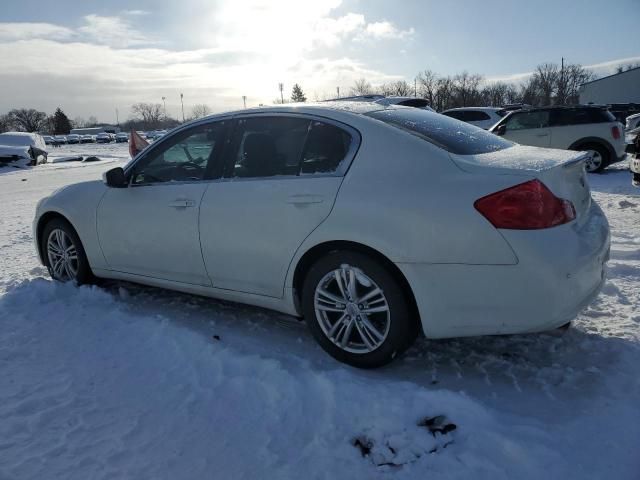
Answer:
1;146;639;479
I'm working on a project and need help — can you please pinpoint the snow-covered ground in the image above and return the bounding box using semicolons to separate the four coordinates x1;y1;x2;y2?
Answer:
1;149;639;479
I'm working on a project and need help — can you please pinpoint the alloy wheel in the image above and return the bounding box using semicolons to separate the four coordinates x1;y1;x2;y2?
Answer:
585;150;603;172
46;228;79;281
313;265;391;354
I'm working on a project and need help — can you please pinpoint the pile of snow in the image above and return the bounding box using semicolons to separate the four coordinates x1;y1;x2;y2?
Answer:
0;159;639;479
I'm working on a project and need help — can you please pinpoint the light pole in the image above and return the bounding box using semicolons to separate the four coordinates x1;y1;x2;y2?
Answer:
242;96;247;108
115;108;119;126
180;93;185;122
278;83;284;104
336;86;340;98
161;96;166;117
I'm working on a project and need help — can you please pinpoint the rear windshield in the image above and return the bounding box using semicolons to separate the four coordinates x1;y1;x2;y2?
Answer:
367;108;514;155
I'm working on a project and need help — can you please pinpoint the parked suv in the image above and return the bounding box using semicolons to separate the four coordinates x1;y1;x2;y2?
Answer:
490;106;626;172
441;107;507;130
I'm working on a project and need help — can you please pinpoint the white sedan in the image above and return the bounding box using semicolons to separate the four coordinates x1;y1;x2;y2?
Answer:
33;103;610;368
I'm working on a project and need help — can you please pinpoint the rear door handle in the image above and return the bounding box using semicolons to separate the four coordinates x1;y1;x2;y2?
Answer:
536;133;549;137
168;199;196;208
287;194;324;205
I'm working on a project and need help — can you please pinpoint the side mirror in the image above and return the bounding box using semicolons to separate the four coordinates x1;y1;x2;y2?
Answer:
103;167;127;188
494;124;506;136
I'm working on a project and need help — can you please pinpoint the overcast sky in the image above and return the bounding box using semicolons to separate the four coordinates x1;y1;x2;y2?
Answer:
1;0;639;122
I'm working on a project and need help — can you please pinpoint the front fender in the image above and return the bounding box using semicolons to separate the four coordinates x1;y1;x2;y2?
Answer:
34;181;109;270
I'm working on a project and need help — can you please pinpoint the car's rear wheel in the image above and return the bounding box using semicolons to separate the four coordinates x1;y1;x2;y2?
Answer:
301;250;417;368
577;143;609;173
42;218;93;284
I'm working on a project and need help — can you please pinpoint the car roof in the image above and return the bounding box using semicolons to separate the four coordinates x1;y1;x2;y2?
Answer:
200;102;405;121
516;104;609;112
442;107;503;112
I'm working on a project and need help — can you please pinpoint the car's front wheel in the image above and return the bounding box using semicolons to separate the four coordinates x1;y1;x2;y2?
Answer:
42;218;93;284
302;250;418;368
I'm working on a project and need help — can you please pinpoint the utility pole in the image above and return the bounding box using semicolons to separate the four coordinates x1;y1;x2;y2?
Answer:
180;93;185;122
161;96;166;117
278;83;284;104
115;108;119;126
336;86;340;98
414;78;417;97
242;95;247;108
560;57;564;105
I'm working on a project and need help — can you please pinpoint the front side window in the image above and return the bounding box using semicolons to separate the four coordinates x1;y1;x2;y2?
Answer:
504;111;549;131
131;122;226;184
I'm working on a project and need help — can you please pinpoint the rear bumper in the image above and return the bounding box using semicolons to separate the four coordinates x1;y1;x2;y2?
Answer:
398;202;610;339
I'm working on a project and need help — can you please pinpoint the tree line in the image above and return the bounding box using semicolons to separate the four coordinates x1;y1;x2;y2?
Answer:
0;61;613;134
342;61;595;111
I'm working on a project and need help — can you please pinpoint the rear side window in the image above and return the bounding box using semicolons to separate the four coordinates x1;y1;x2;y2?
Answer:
397;99;430;108
227;116;355;178
442;110;467;121
504;111;549;130
442;110;491;122
551;109;612;126
301;121;352;174
229;117;310;178
367;109;514;155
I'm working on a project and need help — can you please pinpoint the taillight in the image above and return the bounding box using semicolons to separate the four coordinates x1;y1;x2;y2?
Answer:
474;179;576;230
612;126;621;139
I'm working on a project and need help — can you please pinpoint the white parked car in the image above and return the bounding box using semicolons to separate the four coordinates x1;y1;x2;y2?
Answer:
33;104;610;368
625;113;640;132
490;106;626;172
0;132;48;165
441;107;507;130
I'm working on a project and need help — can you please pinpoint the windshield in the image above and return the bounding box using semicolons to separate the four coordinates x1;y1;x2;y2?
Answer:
366;108;514;155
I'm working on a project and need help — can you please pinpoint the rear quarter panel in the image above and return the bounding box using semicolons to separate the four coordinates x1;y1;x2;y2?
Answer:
287;120;521;276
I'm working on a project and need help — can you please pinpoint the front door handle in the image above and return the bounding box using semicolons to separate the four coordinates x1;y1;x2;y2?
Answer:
168;199;196;208
536;133;549;137
287;194;324;205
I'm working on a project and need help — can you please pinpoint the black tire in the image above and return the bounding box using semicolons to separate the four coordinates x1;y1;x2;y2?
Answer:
575;143;609;173
41;218;94;285
301;250;418;369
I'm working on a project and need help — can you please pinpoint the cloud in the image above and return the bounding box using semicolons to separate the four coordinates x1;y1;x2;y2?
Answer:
0;2;414;120
78;14;153;48
121;10;151;16
364;21;414;39
0;22;75;42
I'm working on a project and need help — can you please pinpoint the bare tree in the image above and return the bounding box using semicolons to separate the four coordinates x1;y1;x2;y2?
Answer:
417;70;439;107
0;114;12;133
73;117;87;128
452;72;483;107
560;64;594;104
481;82;512;106
533;63;559;105
8;108;48;132
349;78;373;96
379;80;413;97
191;104;212;119
131;103;163;129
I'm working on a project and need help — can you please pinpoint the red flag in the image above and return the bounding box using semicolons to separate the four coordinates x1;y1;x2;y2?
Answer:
129;129;149;158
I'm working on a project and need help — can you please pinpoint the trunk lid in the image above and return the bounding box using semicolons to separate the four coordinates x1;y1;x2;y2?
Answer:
451;145;592;220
